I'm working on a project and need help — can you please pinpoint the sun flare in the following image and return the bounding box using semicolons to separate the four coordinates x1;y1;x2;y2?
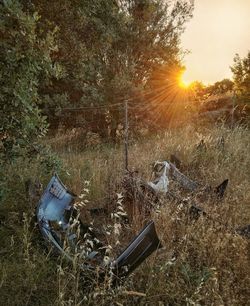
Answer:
179;79;190;89
178;71;191;89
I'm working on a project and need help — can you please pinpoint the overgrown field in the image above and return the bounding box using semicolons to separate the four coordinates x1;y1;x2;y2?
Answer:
1;124;250;305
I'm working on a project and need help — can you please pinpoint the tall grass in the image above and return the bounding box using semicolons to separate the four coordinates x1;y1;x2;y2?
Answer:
0;124;249;305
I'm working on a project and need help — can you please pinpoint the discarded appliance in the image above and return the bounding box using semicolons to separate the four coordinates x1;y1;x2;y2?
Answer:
36;174;162;280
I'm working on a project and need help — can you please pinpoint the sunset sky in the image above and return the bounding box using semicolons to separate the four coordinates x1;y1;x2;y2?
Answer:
181;0;250;85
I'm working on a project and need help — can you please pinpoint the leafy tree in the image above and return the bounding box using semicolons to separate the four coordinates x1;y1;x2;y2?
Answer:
0;0;60;160
189;81;206;100
1;0;193;140
231;52;250;105
26;0;194;135
206;79;233;96
190;79;233;103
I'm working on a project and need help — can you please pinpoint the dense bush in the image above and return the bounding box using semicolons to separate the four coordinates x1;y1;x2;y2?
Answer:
0;0;62;160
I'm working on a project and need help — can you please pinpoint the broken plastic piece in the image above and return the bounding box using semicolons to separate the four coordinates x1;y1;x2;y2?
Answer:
111;221;162;278
36;174;102;267
36;174;162;280
37;174;77;258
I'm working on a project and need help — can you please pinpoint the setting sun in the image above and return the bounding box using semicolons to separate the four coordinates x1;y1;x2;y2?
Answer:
179;79;190;89
178;71;191;89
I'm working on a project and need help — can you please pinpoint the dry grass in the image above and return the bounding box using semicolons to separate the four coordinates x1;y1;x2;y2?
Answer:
0;124;250;305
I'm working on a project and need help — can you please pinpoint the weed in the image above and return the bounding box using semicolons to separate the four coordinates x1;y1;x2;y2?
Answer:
0;124;250;305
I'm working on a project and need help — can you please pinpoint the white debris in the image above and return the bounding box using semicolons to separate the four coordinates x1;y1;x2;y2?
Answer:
148;161;170;193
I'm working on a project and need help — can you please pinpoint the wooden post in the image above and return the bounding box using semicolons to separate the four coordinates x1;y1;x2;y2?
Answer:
124;100;128;171
231;91;235;127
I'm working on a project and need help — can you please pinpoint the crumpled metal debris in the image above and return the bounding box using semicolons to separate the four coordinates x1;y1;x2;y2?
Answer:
36;174;162;281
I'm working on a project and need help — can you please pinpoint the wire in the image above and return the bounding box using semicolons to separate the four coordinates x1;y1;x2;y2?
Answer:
53;101;124;111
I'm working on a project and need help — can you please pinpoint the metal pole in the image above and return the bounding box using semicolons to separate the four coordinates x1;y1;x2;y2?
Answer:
124;100;128;171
